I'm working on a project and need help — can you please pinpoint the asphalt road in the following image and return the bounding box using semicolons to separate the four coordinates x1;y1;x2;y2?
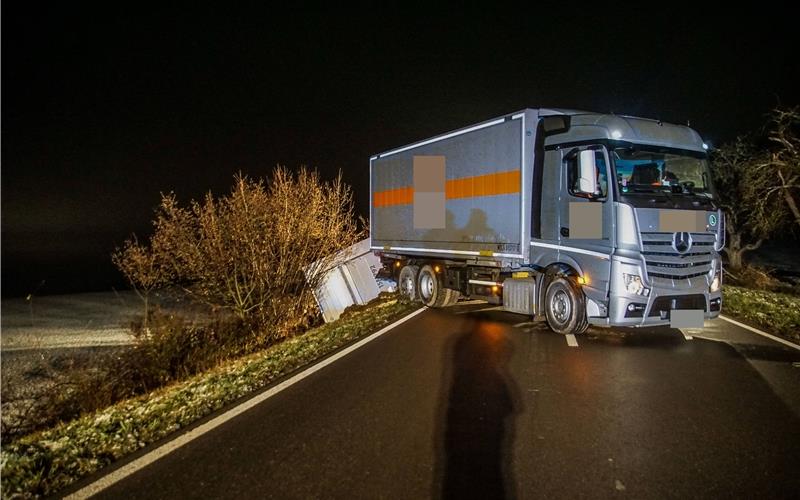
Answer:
77;302;800;499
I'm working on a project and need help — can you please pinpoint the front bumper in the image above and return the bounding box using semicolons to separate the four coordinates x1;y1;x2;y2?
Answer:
592;257;722;328
599;291;721;327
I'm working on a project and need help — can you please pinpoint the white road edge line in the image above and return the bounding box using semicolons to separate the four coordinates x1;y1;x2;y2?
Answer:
65;307;428;500
565;334;579;347
719;314;800;352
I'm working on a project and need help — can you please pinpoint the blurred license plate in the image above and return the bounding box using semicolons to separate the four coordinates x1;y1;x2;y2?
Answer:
670;310;704;328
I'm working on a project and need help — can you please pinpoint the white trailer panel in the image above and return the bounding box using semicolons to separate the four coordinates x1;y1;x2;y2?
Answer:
310;238;394;323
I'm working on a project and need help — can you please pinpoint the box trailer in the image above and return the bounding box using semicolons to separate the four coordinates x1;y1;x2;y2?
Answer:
370;108;725;334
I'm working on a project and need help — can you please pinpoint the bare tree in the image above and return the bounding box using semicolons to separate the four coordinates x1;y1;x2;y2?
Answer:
763;107;800;228
112;235;168;330
710;138;788;269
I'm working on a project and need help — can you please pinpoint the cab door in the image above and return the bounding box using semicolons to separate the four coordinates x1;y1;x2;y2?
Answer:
558;145;614;308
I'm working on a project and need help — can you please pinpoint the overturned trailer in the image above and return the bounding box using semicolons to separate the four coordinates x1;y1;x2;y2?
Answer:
309;238;395;323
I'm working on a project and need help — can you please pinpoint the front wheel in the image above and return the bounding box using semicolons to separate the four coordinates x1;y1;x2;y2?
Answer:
544;277;589;335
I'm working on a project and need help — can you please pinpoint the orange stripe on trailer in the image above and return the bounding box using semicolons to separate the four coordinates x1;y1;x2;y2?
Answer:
373;186;413;207
448;170;520;199
372;169;521;207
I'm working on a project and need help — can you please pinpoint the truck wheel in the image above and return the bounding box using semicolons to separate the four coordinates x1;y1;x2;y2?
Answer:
544;277;589;335
418;265;450;307
398;265;420;302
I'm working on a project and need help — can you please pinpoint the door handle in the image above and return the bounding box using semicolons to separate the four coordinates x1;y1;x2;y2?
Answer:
560;227;570;237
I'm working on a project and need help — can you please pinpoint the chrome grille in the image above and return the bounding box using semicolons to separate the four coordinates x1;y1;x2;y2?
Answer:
640;232;715;281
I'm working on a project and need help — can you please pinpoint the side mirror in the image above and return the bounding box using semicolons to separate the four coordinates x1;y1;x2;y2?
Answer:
578;150;599;195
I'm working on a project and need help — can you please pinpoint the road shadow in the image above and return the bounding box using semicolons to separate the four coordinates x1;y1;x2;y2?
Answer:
433;319;520;499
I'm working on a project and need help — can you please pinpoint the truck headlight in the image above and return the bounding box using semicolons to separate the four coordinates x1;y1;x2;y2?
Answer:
710;272;721;293
623;273;650;296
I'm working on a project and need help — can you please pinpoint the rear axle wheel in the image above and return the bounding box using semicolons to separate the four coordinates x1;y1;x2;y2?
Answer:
418;265;457;307
398;265;420;302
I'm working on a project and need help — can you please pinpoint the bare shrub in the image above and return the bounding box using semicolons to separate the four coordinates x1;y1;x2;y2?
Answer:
112;236;169;330
114;167;363;338
126;311;252;383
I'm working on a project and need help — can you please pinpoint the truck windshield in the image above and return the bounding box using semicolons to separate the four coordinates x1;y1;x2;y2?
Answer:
611;147;715;198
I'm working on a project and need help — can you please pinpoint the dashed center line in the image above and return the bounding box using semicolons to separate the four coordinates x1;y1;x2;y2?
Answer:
565;334;579;347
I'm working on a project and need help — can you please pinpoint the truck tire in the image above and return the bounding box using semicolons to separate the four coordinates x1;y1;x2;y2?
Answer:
544;277;589;335
398;265;420;302
418;265;450;307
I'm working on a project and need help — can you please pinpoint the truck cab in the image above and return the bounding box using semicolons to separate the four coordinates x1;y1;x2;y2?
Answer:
532;111;723;332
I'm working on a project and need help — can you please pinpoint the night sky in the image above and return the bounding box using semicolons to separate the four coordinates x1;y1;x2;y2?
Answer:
3;5;798;296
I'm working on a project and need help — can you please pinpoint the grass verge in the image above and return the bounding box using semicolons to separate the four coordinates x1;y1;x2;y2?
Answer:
1;296;421;499
722;285;800;342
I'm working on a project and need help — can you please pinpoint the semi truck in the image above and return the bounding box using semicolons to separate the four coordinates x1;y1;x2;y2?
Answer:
369;108;724;335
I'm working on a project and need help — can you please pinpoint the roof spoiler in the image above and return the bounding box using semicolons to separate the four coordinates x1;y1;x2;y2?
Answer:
541;115;571;136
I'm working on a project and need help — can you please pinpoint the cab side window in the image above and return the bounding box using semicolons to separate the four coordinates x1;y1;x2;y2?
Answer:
567;151;608;199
